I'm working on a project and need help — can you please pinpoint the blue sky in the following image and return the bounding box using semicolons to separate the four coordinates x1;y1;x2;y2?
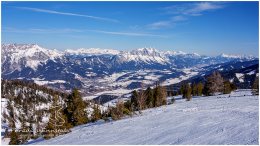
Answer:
2;1;259;56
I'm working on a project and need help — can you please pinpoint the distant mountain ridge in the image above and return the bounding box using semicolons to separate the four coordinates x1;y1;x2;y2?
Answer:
2;43;258;96
2;44;257;71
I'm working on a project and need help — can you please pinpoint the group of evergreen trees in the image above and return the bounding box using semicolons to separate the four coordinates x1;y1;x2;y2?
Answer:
6;84;138;144
131;83;167;111
65;89;88;126
106;83;167;120
179;71;259;100
2;80;91;144
180;71;238;101
41;89;92;140
203;71;237;95
109;100;127;120
1;80;68;144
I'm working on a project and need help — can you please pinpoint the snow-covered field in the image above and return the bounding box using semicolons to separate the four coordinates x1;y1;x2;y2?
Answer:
162;68;198;86
32;90;258;145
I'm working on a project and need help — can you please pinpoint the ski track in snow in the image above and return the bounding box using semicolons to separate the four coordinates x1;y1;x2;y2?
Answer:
32;90;258;145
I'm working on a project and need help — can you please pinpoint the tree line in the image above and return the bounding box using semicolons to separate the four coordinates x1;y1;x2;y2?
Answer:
179;71;258;101
107;83;167;121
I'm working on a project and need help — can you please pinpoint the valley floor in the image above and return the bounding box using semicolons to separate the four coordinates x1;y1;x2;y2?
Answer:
32;89;258;145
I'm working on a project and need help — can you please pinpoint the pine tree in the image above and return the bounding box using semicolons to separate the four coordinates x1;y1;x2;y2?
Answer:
44;95;59;139
9;129;20;145
179;84;185;96
145;87;154;108
28;122;34;139
136;83;147;110
191;83;198;96
182;83;192;101
230;82;237;91
19;115;30;144
153;84;167;106
44;95;70;139
130;90;138;111
252;76;259;95
43;120;56;139
91;104;102;122
223;81;232;94
197;82;204;96
123;100;133;116
111;100;124;120
158;85;167;105
6;100;16;129
65;89;88;126
153;86;160;107
204;71;224;95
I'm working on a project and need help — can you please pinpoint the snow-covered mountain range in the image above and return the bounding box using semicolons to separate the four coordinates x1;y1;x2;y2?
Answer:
2;44;256;71
1;44;258;97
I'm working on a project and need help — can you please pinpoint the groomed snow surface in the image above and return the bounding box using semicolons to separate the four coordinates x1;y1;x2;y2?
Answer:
32;89;258;145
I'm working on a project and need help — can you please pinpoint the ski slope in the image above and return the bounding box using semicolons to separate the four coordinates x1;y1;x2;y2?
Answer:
32;90;258;145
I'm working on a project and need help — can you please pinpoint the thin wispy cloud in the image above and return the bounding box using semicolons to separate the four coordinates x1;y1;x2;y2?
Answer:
148;15;187;30
148;2;225;29
163;2;224;16
3;27;166;38
3;27;82;34
12;6;119;23
148;21;172;30
89;30;166;38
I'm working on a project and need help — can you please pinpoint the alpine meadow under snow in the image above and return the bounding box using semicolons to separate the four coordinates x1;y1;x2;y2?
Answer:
31;90;258;145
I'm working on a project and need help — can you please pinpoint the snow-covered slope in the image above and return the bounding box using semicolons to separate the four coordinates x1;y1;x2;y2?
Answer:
65;48;120;55
33;89;258;145
218;53;255;60
115;48;168;64
1;44;62;71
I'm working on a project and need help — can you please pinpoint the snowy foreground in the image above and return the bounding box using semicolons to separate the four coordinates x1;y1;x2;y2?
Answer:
32;90;258;145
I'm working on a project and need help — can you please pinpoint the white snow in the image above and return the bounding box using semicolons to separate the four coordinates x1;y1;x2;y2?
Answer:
162;69;198;86
229;78;234;83
219;53;244;59
83;88;132;100
113;48;169;65
33;78;66;85
247;70;256;75
218;53;255;60
65;48;120;55
1;138;10;145
2;44;256;75
85;72;97;77
82;70;162;96
235;73;245;82
163;50;187;55
32;89;258;145
2;44;62;70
